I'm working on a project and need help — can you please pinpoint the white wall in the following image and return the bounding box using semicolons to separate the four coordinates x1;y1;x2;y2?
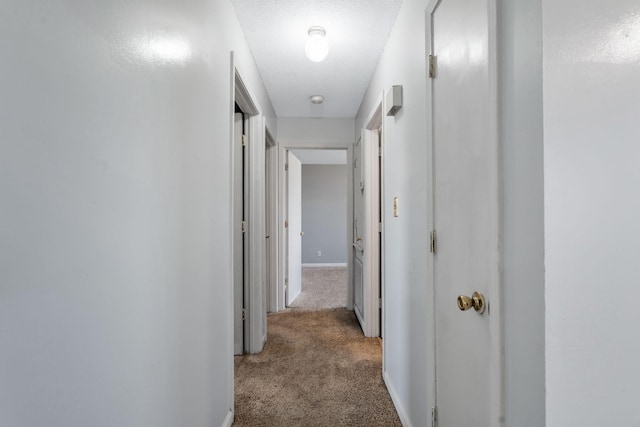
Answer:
301;165;348;264
356;0;430;424
543;0;640;425
0;1;274;426
498;0;546;425
278;117;355;148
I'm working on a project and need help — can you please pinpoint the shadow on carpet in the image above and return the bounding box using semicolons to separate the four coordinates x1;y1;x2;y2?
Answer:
233;308;401;426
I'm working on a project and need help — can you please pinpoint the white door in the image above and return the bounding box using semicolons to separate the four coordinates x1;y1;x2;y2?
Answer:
233;112;245;355
430;0;501;425
352;138;365;327
286;151;302;305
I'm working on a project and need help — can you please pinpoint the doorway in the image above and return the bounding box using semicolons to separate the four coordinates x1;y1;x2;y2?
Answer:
233;106;249;355
354;101;384;338
232;65;268;355
427;0;503;424
283;148;349;310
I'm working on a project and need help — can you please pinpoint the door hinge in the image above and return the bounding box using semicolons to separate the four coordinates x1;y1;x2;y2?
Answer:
285;163;288;171
428;54;437;79
284;278;288;289
431;406;438;427
242;134;247;146
242;221;247;233
378;146;382;157
378;222;383;233
284;220;289;228
242;308;247;321
430;230;437;254
379;298;382;308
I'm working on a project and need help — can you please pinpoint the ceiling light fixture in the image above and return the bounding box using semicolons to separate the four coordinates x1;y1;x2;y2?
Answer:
310;95;324;104
305;26;329;62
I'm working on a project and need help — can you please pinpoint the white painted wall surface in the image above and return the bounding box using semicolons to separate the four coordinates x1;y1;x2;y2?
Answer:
356;0;430;424
301;165;348;264
278;118;355;148
0;1;274;426
498;0;546;425
543;1;640;425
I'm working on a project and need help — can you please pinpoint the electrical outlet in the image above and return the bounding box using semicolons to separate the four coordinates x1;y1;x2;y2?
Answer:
317;251;322;257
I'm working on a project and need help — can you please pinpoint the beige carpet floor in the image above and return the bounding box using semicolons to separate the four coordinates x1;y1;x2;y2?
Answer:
289;267;347;310
233;308;402;427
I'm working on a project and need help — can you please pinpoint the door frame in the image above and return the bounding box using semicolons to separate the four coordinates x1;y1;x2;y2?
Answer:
276;144;352;312
265;128;278;314
231;55;267;355
360;97;384;339
425;0;504;424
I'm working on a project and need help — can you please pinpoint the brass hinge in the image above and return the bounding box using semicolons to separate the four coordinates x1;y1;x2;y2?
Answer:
428;54;437;78
242;221;247;233
284;220;288;228
242;308;247;321
432;406;438;427
430;230;437;254
242;134;246;146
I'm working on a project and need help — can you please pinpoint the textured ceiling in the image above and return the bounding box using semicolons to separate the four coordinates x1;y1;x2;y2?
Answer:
231;0;403;118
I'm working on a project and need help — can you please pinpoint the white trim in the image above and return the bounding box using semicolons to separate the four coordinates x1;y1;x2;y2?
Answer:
383;370;414;427
265;132;278;314
220;410;234;427
228;51;236;419
301;263;348;268
265;127;276;147
235;71;259;116
424;5;437;422
277;144;288;312
487;0;505;424
247;113;266;354
266;141;279;313
360;94;383;338
234;64;267;355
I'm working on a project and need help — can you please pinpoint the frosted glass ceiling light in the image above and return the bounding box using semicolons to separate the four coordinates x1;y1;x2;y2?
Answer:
305;26;329;62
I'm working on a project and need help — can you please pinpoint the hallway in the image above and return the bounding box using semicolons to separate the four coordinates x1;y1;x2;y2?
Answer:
2;0;639;426
233;308;401;426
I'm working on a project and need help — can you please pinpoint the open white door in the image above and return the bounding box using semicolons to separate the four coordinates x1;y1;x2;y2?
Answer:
429;0;502;425
286;151;302;306
352;138;365;326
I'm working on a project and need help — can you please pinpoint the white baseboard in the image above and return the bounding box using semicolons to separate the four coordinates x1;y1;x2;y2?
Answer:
383;370;413;427
221;409;233;427
301;263;347;268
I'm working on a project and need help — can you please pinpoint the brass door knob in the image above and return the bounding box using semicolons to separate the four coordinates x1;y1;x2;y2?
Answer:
457;295;473;311
457;291;486;314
